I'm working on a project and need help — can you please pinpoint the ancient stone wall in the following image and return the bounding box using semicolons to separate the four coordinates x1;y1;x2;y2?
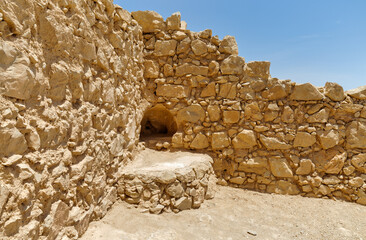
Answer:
0;0;147;239
136;11;366;206
1;1;366;239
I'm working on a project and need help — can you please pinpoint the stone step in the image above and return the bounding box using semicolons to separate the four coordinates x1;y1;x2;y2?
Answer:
118;149;217;214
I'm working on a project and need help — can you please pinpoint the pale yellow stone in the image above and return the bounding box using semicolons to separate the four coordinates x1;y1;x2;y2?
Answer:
260;135;291;150
223;111;240;124
269;158;293;178
207;105;221;122
175;63;209;76
238;157;268;174
318;130;339;149
191;39;208;56
293;132;316;148
211;132;230;150
218;35;238;55
244;61;270;79
154;40;177;56
346;85;366;100
324;152;346;174
144;60;159;78
177;104;205;124
346;121;366;149
296;159;314;175
201;82;216;97
190;133;209;149
290;83;324;101
156;84;188;98
324;82;345;101
131;11;165;33
232;130;257;149
351;153;366;173
220;56;244;75
307;108;329;123
166;12;181;30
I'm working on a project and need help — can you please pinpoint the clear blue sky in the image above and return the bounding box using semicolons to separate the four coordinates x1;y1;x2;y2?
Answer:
115;0;366;90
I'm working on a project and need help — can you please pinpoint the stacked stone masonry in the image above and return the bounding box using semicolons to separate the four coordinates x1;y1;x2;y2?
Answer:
0;0;366;239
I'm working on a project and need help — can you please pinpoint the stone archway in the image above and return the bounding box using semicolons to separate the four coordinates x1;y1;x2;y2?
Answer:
140;104;177;142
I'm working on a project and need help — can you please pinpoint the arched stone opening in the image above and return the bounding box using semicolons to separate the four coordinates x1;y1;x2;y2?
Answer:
140;104;177;142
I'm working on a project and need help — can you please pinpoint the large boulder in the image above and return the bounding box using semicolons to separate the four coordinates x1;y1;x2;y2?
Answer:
346;85;366;100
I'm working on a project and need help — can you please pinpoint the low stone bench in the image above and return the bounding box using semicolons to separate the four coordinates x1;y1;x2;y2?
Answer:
117;149;217;214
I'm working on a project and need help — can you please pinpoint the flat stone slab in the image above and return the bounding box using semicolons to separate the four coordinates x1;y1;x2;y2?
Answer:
118;149;216;214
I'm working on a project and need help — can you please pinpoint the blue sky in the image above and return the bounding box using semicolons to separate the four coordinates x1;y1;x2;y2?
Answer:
115;0;366;90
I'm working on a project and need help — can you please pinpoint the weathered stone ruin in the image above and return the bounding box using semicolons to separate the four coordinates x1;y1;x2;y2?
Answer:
1;0;366;239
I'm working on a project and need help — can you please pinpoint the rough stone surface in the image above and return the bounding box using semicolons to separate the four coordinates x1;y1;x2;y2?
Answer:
290;83;324;101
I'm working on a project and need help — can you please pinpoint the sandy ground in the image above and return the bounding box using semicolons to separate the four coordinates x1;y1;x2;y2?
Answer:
81;186;366;240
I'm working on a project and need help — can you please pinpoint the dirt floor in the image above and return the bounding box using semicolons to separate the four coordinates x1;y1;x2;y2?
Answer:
81;186;366;240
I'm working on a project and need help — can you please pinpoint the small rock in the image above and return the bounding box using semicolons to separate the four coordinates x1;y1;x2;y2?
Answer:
247;230;257;236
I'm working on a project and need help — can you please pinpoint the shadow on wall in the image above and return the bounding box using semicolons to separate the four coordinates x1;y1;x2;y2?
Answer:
140;104;177;140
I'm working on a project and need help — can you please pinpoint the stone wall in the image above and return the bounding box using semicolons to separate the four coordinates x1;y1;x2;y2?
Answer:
0;0;147;239
1;1;366;239
136;11;366;206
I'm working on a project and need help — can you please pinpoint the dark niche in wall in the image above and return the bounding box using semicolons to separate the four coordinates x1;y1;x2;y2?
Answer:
140;104;177;141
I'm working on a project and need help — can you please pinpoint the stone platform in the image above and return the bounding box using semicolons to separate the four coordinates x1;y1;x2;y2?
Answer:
118;149;217;214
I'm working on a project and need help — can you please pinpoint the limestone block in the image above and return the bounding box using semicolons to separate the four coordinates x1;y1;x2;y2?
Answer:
232;129;257;149
351;153;366;173
156;84;188;98
163;64;174;77
174;196;192;211
290;83;324;101
177;104;205;124
131;11;165;33
0;40;17;66
208;61;220;76
115;6;132;24
346;121;366;149
219;83;236;99
219;35;238;55
244;61;271;79
166;182;184;198
293;132;316;148
48;61;69;101
357;190;366;205
307;108;329;123
272;180;300;195
229;177;245;185
349;177;364;188
172;133;184;148
176;63;209;76
110;134;126;157
166;12;181;30
260;135;291;150
281;106;294;123
211;132;230;150
201;82;216;97
324;152;346;174
220;55;245;75
154;40;177;56
346;85;366;100
262;82;288;100
177;38;191;54
244;102;263;121
238;157;268;174
207;105;221;122
318;130;339;149
324;82;345;101
0;183;9;218
144;60;160;78
343;165;355;176
296;159;314;175
223;110;240;124
25;128;41;151
4;215;22;236
0;127;28;156
190;133;209;149
323;176;341;185
269;158;293;178
191;39;208;56
0;57;35;100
